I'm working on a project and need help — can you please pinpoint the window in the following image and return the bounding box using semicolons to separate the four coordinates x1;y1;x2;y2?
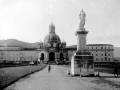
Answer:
1;53;3;56
101;58;103;61
101;47;103;49
109;58;110;61
105;57;107;61
96;54;97;56
96;47;97;49
92;47;93;49
101;54;103;56
109;54;110;56
96;58;98;61
105;53;107;56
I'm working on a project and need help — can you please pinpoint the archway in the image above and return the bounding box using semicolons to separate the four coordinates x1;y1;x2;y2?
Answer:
49;52;55;61
41;53;44;60
60;53;63;61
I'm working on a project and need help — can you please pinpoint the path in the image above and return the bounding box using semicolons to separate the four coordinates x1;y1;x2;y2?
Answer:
4;65;120;90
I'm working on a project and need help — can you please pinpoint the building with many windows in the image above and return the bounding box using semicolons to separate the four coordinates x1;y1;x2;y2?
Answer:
66;44;114;67
0;43;114;66
0;46;39;65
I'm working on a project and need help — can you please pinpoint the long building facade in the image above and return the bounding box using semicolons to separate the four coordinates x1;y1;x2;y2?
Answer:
0;46;39;65
66;44;114;67
0;44;115;66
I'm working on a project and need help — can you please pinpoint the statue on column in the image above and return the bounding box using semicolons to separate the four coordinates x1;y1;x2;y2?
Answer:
79;8;86;28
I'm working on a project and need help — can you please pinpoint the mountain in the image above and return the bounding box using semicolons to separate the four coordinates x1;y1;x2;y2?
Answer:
0;39;40;48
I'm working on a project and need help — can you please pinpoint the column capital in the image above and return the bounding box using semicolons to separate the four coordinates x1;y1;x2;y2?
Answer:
76;30;88;35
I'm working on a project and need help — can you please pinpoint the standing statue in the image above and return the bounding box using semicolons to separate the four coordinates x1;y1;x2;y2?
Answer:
79;8;86;28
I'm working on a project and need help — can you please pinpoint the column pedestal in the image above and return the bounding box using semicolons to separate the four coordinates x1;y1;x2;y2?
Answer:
71;50;94;76
71;30;94;76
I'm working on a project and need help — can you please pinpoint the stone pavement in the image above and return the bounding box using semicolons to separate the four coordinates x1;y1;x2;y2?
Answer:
4;65;120;90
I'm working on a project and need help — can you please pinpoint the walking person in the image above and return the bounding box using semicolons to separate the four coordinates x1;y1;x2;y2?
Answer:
48;64;51;73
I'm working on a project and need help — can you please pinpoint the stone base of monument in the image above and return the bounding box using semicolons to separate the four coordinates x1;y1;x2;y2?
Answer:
71;50;95;76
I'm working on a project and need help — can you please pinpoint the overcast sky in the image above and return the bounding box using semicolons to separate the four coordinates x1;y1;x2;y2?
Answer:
0;0;120;47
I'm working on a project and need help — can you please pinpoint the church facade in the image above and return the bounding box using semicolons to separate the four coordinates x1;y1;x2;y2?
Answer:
38;23;67;64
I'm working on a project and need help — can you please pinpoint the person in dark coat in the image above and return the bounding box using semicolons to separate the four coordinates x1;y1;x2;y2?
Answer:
113;64;118;77
48;64;51;73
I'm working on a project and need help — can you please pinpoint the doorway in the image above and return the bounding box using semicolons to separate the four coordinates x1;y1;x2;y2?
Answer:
49;52;55;61
41;53;44;60
60;53;63;61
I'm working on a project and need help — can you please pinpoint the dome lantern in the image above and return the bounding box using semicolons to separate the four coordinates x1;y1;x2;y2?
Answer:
44;23;61;44
49;22;55;34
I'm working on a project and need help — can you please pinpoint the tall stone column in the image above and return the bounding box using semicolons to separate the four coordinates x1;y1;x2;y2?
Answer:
76;29;88;51
76;8;88;51
71;8;94;76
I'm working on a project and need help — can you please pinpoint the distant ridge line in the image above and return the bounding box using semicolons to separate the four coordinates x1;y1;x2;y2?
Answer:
0;39;39;48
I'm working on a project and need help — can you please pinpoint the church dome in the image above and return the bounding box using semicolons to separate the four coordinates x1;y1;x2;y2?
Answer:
44;22;61;44
44;33;61;44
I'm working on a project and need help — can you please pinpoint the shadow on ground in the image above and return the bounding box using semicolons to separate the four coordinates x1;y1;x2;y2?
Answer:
90;76;120;89
100;76;120;78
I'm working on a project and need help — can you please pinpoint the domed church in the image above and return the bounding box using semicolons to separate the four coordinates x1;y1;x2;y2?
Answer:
38;22;67;64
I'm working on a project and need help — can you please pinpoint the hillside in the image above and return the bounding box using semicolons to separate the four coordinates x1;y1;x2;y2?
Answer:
0;39;39;48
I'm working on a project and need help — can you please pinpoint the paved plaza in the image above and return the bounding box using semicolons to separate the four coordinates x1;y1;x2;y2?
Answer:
5;65;120;90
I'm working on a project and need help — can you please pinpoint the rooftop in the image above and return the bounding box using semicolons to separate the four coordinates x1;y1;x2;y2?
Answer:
66;44;113;49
